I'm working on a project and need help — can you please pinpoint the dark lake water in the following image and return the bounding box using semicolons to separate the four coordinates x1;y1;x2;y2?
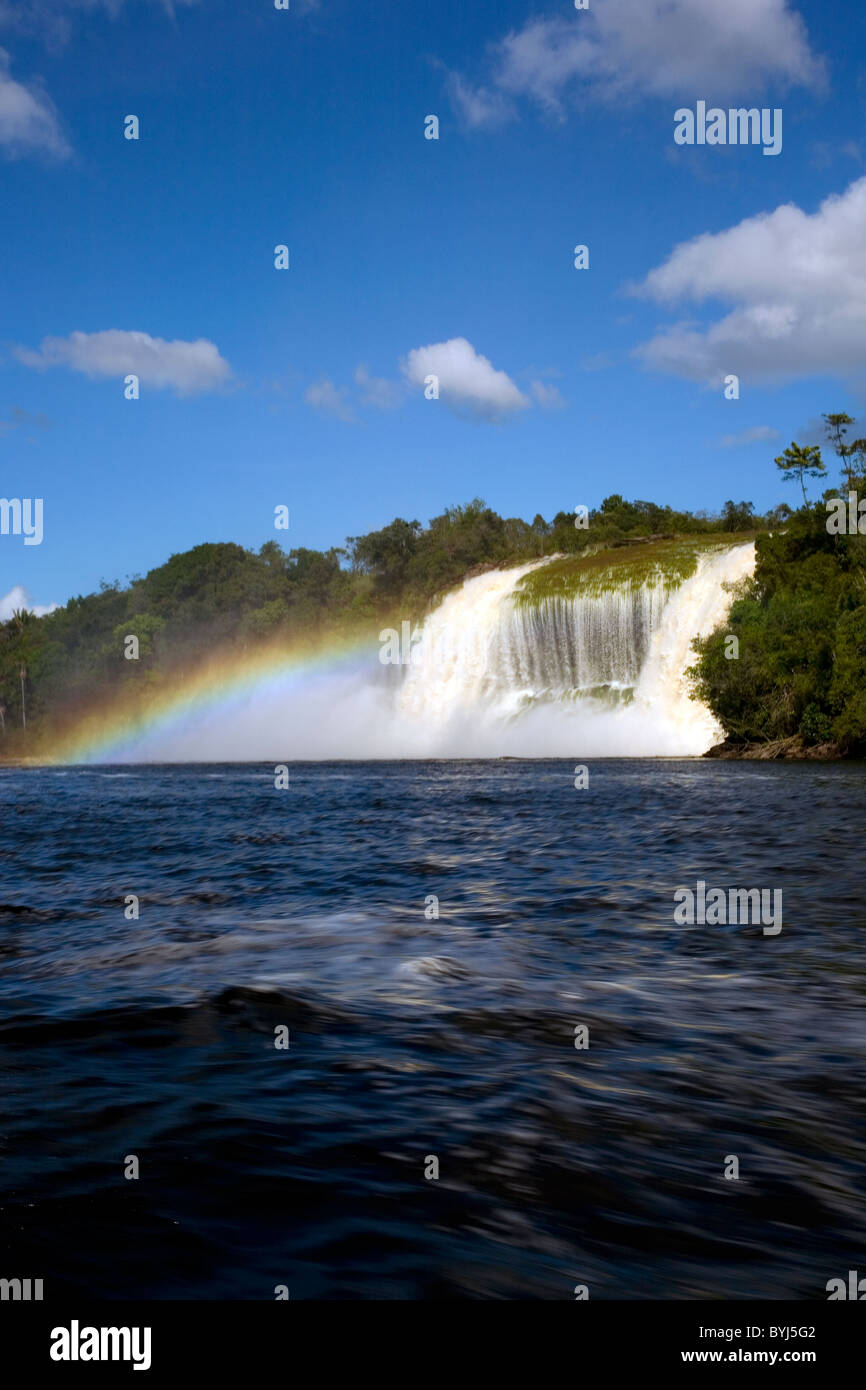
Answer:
1;760;864;1299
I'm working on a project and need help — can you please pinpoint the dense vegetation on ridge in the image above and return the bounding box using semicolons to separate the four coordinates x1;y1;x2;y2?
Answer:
690;415;866;752
1;411;864;755
0;493;765;752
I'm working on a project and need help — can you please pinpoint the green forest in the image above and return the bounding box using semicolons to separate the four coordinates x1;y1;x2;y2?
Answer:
1;412;864;757
690;413;866;753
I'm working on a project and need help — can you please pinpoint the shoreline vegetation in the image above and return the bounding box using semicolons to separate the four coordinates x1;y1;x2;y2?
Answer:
704;736;852;761
2;413;865;761
689;414;866;762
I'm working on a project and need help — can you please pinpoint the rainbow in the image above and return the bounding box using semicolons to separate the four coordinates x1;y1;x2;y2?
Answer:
38;629;379;765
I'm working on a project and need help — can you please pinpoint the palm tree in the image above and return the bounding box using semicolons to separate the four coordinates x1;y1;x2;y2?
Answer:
823;413;857;489
774;442;826;507
849;438;866;485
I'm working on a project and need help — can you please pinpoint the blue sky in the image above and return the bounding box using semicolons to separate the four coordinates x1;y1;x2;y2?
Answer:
1;0;865;612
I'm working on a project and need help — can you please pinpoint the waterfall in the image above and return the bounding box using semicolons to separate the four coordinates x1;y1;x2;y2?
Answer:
392;541;756;756
397;565;669;718
113;542;756;761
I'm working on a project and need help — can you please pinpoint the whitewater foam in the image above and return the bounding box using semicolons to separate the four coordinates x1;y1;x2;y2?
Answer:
391;542;755;757
112;543;755;760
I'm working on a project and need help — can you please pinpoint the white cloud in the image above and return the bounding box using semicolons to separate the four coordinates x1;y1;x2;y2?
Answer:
0;47;69;157
0;406;50;435
354;364;403;410
448;72;511;129
401;337;529;421
0;584;57;620
306;349;560;424
795;413;866;449
305;378;355;423
631;177;866;385
450;0;822;127
579;351;615;372
0;1;199;39
719;425;780;447
530;379;566;409
15;329;231;395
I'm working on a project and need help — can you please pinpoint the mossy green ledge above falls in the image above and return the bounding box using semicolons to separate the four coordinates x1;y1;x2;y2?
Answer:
512;533;758;608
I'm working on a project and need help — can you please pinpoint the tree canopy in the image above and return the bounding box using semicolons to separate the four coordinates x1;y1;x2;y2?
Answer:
691;412;866;752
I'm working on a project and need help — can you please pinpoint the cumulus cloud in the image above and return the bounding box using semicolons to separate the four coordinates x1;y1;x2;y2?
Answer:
0;584;57;620
305;348;557;423
719;425;780;447
15;329;231;395
401;337;529;420
305;378;355;423
795;412;866;449
630;177;866;385
447;73;511;129
0;406;50;436
0;1;199;45
0;0;194;13
450;0;823;127
530;379;566;409
0;47;70;157
354;364;403;410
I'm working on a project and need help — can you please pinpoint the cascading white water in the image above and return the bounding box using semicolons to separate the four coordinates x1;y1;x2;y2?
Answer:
392;542;756;756
397;562;671;722
117;542;755;761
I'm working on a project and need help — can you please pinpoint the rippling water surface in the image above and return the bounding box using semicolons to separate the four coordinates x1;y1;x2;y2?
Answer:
1;760;864;1299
